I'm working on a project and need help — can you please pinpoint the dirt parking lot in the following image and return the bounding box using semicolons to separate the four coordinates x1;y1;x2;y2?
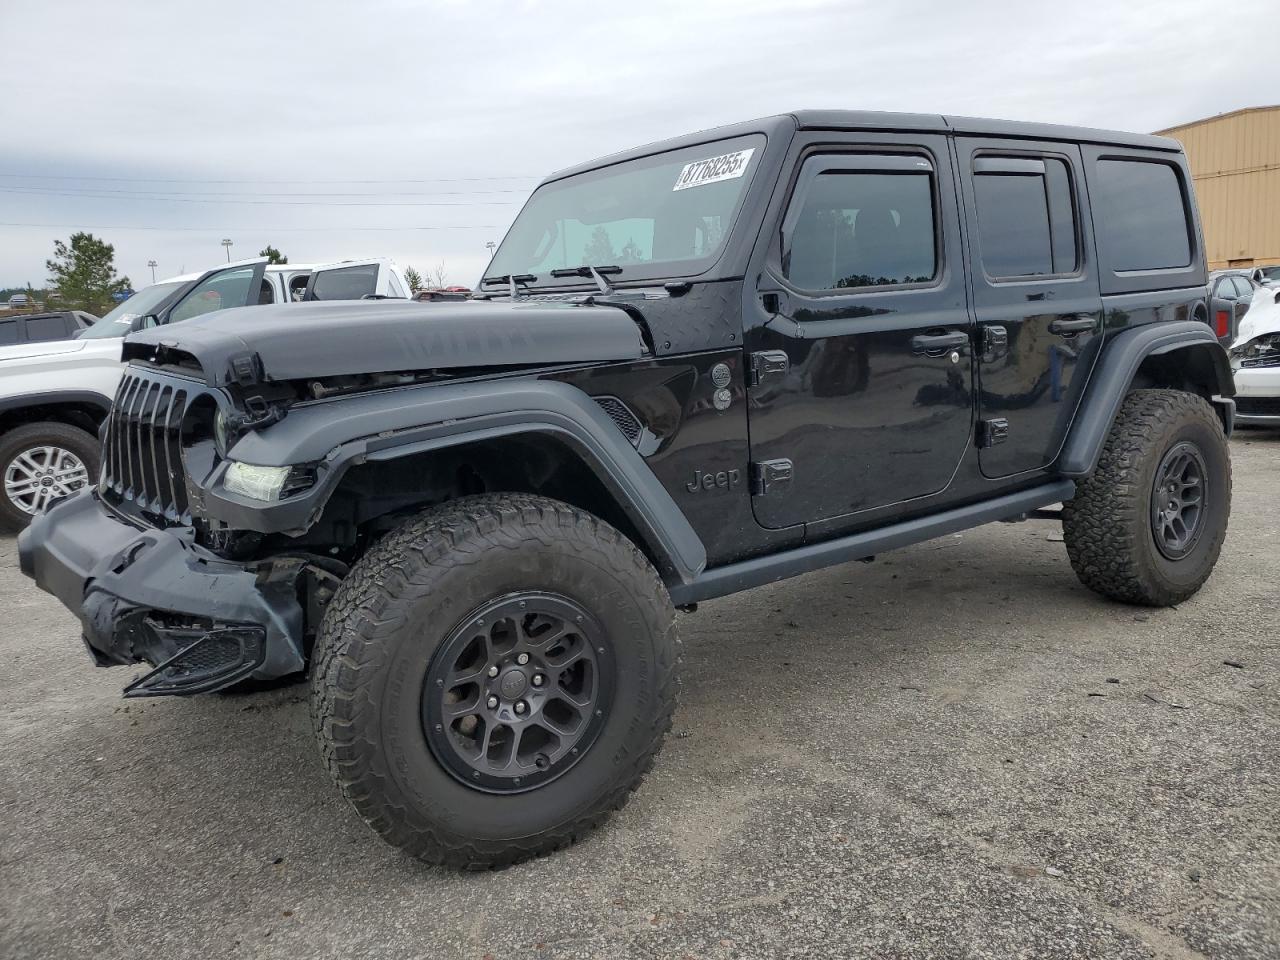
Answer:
2;434;1277;960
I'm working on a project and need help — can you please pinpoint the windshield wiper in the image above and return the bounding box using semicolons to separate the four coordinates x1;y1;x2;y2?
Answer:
479;273;537;299
550;264;621;295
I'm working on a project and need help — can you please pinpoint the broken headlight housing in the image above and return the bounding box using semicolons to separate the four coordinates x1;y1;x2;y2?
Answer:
1230;335;1280;368
222;462;317;501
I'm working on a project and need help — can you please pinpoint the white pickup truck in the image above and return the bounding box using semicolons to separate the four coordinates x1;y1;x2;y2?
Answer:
0;257;410;528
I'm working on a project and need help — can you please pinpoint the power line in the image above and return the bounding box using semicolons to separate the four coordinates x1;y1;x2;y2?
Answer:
0;172;542;184
0;186;520;207
0;221;503;232
0;184;530;197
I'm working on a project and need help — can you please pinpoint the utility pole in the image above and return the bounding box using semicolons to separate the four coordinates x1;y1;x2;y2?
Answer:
221;238;233;262
147;260;157;283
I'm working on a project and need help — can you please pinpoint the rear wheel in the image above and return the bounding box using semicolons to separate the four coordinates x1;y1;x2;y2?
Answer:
309;494;678;868
1062;389;1231;606
0;422;99;532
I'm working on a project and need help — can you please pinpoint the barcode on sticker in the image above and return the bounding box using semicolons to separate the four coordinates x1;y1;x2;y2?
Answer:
673;148;755;191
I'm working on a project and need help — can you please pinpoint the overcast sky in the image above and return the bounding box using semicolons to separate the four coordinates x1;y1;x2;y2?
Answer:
0;0;1274;292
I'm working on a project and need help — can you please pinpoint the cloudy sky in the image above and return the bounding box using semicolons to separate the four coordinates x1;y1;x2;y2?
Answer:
0;0;1274;292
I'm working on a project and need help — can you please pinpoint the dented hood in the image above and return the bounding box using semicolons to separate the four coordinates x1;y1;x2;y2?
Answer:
122;298;647;385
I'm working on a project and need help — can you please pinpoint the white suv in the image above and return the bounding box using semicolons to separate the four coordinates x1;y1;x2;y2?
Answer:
0;257;409;528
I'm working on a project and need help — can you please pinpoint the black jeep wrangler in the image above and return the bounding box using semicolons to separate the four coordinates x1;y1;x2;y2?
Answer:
19;111;1234;868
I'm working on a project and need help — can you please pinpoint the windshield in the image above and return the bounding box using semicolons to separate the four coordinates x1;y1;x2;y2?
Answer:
1261;266;1280;280
77;281;186;339
485;134;765;287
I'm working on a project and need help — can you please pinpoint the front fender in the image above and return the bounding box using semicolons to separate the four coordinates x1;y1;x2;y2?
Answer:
1057;320;1234;478
206;378;708;585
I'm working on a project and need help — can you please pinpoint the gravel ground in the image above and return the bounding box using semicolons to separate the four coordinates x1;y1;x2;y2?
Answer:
1;434;1277;960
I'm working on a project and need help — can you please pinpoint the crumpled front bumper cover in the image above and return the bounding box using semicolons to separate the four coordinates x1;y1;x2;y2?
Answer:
18;489;305;696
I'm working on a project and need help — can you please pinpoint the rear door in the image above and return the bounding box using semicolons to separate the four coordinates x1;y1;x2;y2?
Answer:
303;259;407;301
955;138;1103;478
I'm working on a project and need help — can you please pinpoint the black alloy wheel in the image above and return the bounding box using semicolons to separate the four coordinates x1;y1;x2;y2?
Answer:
422;592;613;794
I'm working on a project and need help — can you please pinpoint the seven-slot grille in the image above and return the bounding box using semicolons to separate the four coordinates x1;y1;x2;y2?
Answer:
101;371;192;521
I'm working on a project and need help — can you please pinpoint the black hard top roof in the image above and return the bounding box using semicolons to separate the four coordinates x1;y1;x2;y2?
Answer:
545;110;1180;183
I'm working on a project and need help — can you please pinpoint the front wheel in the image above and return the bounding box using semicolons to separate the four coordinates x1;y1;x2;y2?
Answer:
309;494;678;868
0;421;100;532
1062;389;1231;606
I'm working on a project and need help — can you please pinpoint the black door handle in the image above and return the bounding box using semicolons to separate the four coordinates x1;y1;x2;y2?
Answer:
1049;316;1097;336
911;330;969;356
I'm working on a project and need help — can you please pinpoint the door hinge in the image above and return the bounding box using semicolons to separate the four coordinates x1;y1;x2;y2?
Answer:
982;325;1008;363
750;458;794;495
977;418;1009;448
747;350;790;387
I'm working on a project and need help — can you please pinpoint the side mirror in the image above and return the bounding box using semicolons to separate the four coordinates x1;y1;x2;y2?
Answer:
129;313;159;332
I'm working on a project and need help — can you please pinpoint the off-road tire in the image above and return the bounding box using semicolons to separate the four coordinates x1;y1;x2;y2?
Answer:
1062;389;1230;606
309;494;678;869
0;421;100;532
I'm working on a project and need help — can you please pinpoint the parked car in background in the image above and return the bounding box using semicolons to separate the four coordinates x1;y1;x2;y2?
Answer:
1208;269;1260;344
1248;265;1280;288
6;294;44;311
0;311;96;346
0;257;409;527
1229;286;1280;426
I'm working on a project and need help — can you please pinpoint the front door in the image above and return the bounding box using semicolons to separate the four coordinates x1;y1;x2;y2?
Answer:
954;139;1104;477
744;136;974;529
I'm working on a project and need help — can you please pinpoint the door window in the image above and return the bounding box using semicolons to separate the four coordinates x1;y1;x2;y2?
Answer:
972;158;1078;279
1214;278;1237;300
1093;159;1191;271
310;263;379;300
782;170;936;290
1232;277;1254;298
0;320;17;345
23;314;70;342
169;266;257;324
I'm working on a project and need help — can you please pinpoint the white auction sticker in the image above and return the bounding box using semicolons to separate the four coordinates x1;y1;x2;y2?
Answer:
673;148;755;191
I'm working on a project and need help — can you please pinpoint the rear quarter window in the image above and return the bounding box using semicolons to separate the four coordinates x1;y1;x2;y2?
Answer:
1093;159;1191;272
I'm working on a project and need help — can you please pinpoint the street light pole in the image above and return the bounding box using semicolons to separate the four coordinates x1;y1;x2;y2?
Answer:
147;260;157;283
221;238;233;262
485;241;496;260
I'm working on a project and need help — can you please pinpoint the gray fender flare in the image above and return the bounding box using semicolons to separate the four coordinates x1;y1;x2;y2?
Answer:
211;378;708;585
1057;320;1234;478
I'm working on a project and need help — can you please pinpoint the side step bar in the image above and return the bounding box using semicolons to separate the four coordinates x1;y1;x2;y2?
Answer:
669;480;1076;605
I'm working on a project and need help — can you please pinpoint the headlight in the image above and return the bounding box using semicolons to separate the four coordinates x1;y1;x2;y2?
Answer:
223;462;294;501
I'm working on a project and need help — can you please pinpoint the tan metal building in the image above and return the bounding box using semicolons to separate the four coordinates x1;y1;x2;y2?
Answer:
1154;105;1279;270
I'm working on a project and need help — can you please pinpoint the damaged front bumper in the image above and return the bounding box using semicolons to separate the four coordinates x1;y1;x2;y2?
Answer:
18;489;305;697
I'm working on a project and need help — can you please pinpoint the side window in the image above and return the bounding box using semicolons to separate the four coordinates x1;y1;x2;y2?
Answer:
783;167;936;290
289;274;310;301
1232;277;1254;298
256;278;275;305
972;157;1077;279
23;314;70;343
0;320;17;345
169;266;257;324
310;264;379;300
1093;159;1191;272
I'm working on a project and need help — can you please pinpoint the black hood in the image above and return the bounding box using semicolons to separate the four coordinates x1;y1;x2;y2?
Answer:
122;298;648;386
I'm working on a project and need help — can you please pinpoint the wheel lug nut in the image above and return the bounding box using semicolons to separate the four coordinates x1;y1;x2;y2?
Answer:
532;674;544;687
486;695;499;709
516;653;529;665
514;701;527;715
487;665;499;678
